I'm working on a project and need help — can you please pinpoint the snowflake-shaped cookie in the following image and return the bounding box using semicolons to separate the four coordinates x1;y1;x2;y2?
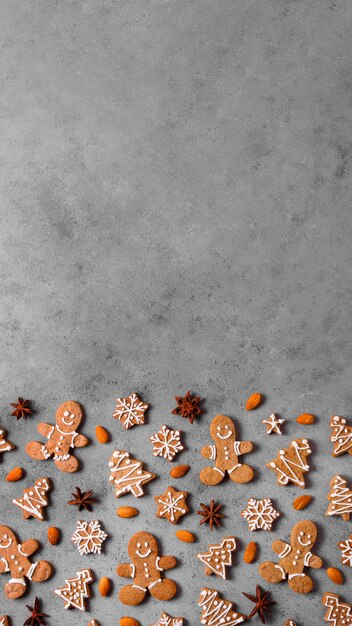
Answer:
151;614;184;626
71;520;107;555
155;486;189;524
150;424;184;461
262;413;285;434
241;498;280;531
339;534;352;566
113;392;148;429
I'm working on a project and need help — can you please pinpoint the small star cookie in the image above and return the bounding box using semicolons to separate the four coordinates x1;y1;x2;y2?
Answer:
262;413;284;434
113;392;148;429
155;486;189;524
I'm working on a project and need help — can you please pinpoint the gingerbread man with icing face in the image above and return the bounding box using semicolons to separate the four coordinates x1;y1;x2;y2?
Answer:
200;414;254;485
0;525;52;599
259;520;322;594
117;531;177;606
26;401;89;473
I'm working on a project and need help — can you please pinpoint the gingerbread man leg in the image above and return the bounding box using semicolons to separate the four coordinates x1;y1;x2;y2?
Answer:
25;441;51;461
118;584;146;605
228;463;254;484
288;573;313;594
4;577;27;599
199;466;224;486
149;578;177;601
54;455;79;473
259;561;286;584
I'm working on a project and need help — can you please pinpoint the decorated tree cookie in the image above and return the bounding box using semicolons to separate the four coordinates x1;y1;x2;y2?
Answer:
150;425;184;461
0;525;52;599
113;392;148;429
109;450;156;498
326;475;352;521
200;414;254;485
13;477;51;521
266;439;311;488
26;401;89;473
330;416;352;457
54;568;93;611
151;614;184;626
339;533;352;566
154;486;189;524
198;588;245;625
0;427;15;457
259;520;322;594
117;531;177;605
71;520;107;555
322;591;352;625
197;536;237;579
241;498;280;531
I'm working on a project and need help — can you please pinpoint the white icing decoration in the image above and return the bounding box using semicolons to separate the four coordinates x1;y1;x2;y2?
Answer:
13;478;50;520
155;490;187;523
150;425;184;461
323;592;352;626
330;415;352;455
241;498;280;531
54;568;93;611
197;536;236;579
151;613;184;626
262;413;285;435
113;393;148;429
339;535;352;566
326;475;352;518
269;439;311;487
71;520;107;556
198;588;244;625
108;450;155;498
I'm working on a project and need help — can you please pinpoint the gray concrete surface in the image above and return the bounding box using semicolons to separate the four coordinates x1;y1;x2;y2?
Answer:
1;0;352;623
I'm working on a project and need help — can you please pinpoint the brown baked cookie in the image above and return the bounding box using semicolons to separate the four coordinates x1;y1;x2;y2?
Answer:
109;450;156;498
0;617;10;626
150;425;184;461
241;498;280;531
284;621;298;626
26;401;89;473
200;414;254;485
151;614;184;626
13;477;51;521
87;622;100;626
339;533;352;567
0;427;15;457
326;475;352;521
117;531;177;605
198;588;246;625
0;525;52;599
330;415;352;457
54;568;93;610
154;486;189;524
197;536;237;579
113;392;148;429
266;439;311;488
259;520;322;594
322;591;352;625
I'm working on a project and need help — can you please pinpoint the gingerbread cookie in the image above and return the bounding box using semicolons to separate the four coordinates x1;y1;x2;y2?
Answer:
241;498;280;531
26;401;89;473
339;533;352;566
151;614;184;626
326;475;352;521
200;414;254;485
88;621;99;626
72;520;107;555
259;520;322;594
13;477;51;521
113;393;148;429
323;592;352;625
284;622;298;626
198;588;245;625
117;531;177;605
267;439;311;488
330;416;352;456
197;536;236;579
0;427;15;457
154;486;189;524
150;425;184;461
109;450;156;498
0;617;9;626
55;568;93;610
262;413;284;434
0;525;52;599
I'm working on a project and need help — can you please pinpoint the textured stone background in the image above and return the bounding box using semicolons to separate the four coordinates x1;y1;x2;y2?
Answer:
1;0;352;624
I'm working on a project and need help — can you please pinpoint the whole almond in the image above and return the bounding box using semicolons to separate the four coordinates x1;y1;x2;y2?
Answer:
169;464;190;479
98;576;112;597
47;527;60;545
6;467;24;482
327;567;343;585
296;413;315;425
243;541;257;563
95;425;110;444
116;506;139;519
120;618;141;626
293;495;312;510
245;392;263;411
175;529;195;543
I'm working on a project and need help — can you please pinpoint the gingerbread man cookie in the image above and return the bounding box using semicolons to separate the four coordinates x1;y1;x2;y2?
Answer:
117;531;177;606
259;520;322;594
0;525;52;599
200;415;254;485
26;401;89;473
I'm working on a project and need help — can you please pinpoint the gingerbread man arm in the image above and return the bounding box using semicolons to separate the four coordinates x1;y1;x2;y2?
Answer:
201;445;214;459
116;563;133;577
73;434;89;448
308;553;323;569
238;440;253;454
272;540;290;556
37;422;54;437
20;539;39;556
158;556;176;570
0;558;8;574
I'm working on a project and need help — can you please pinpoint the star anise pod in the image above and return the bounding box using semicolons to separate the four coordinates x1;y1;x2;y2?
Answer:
197;500;224;530
68;487;96;511
171;390;203;424
10;397;32;420
242;585;276;624
24;597;49;626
